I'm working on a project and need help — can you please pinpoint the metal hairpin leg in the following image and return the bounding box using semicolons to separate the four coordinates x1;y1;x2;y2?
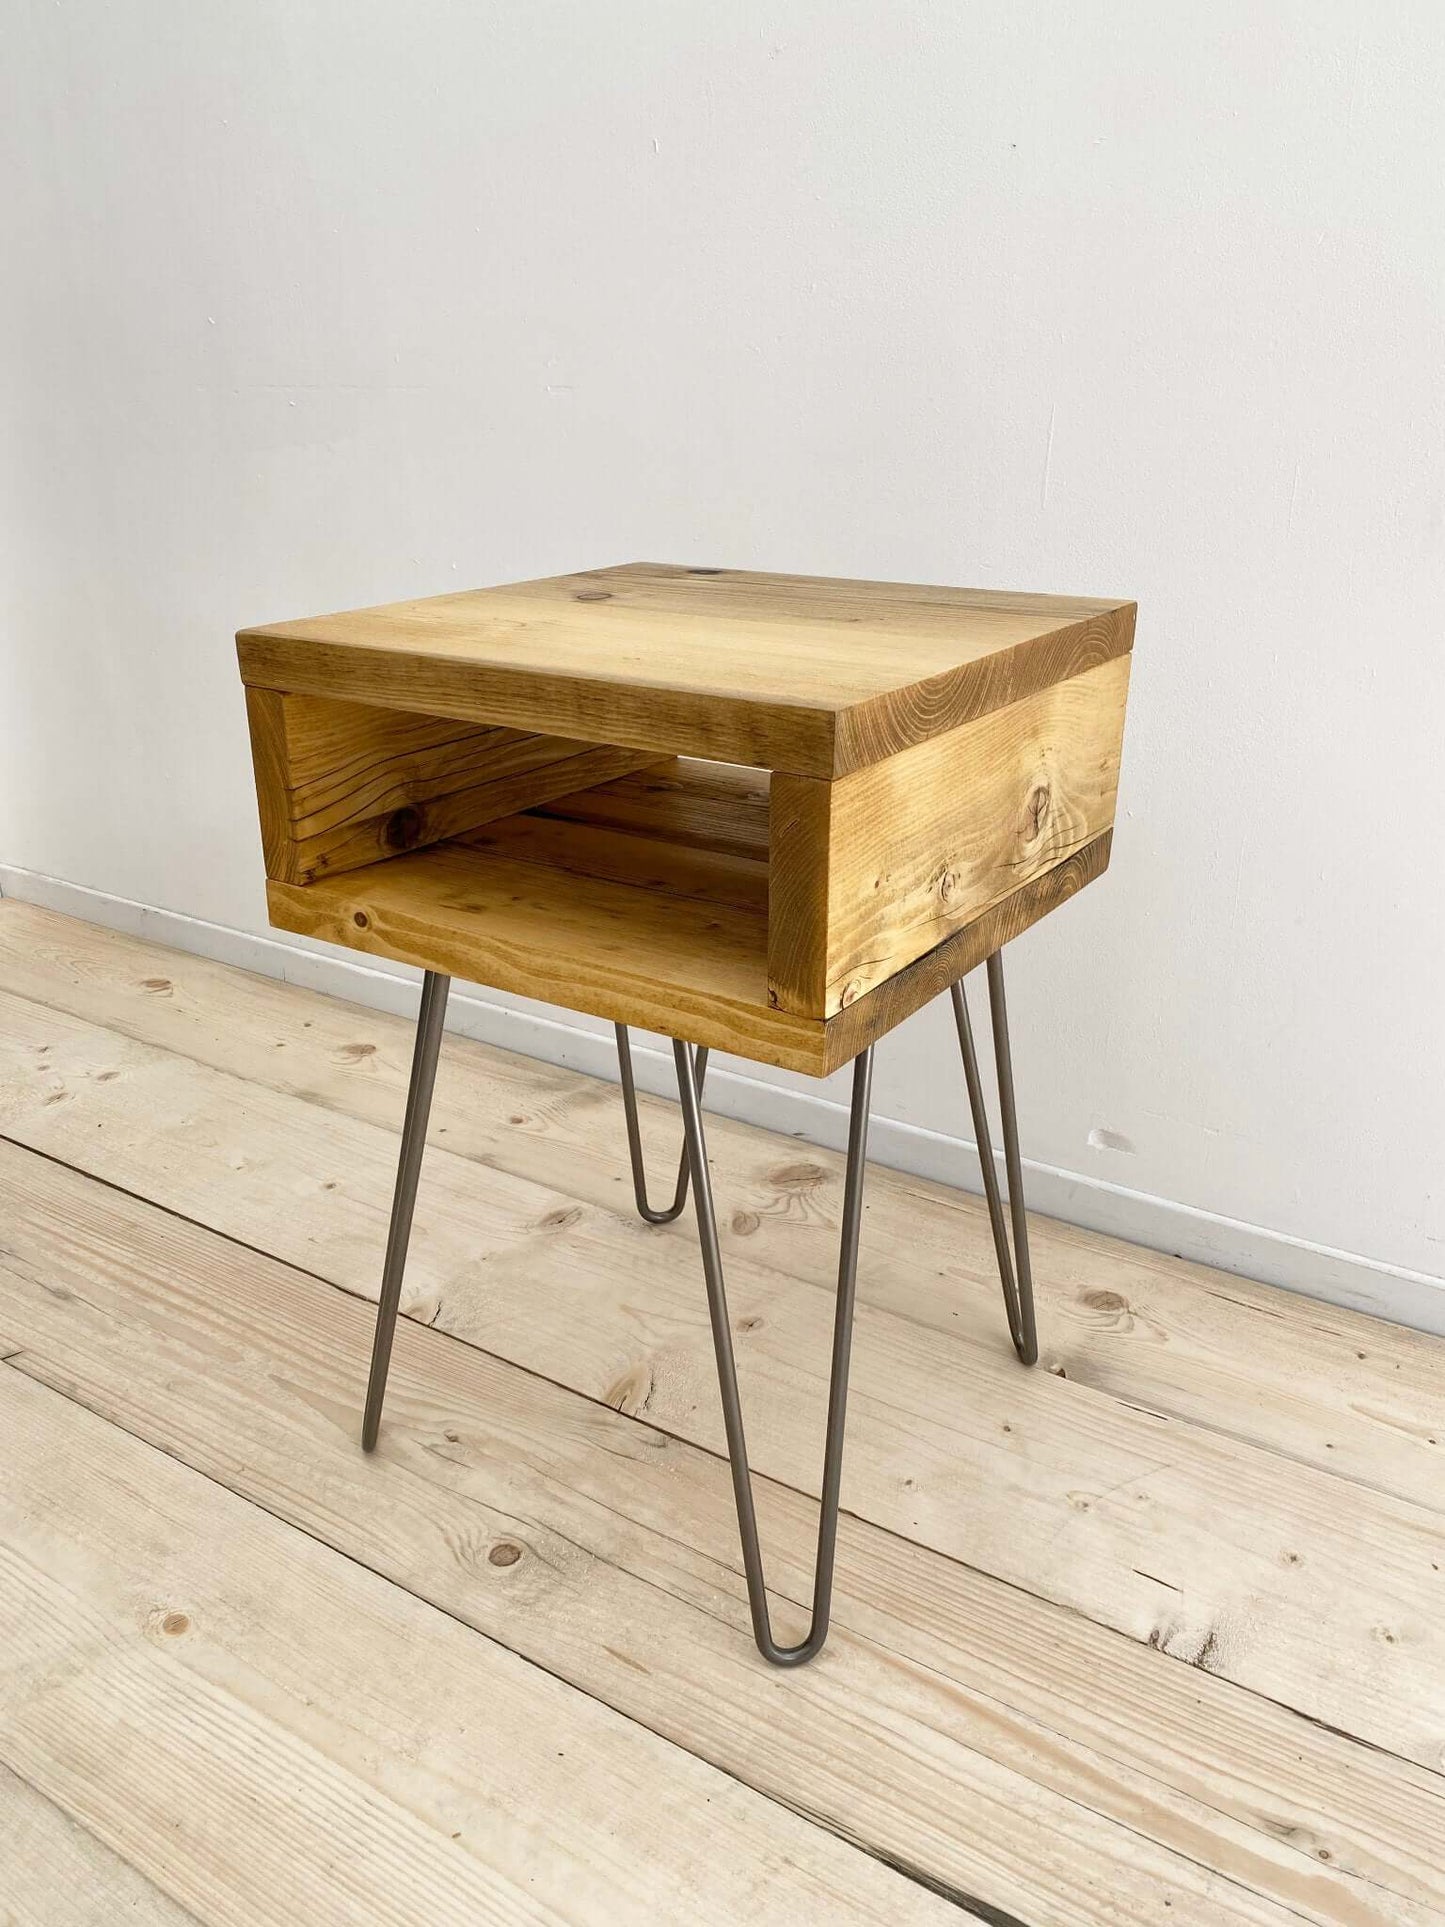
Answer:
951;951;1039;1366
674;1037;874;1666
363;952;1033;1665
362;969;451;1452
615;1024;709;1223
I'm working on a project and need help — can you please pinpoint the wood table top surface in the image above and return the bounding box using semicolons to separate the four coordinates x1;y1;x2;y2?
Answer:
238;561;1135;777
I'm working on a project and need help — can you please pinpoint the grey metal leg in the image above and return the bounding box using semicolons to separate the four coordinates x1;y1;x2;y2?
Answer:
950;950;1039;1366
615;1024;709;1224
675;1037;874;1666
362;969;451;1451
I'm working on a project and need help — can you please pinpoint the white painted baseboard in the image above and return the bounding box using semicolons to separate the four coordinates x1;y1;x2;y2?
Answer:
5;861;1443;1335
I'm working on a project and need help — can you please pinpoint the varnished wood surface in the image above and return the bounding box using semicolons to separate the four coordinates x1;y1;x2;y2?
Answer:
245;686;659;885
239;573;1132;1040
1;902;1444;1925
260;752;1112;1074
238;561;1136;778
264;820;1110;1076
462;757;773;912
771;655;1128;1015
531;754;770;860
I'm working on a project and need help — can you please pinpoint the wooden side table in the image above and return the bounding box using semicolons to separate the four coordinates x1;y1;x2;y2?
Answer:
238;562;1134;1665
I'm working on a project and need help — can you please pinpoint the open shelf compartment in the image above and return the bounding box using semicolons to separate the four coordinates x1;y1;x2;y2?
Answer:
267;754;782;1040
263;751;1113;1077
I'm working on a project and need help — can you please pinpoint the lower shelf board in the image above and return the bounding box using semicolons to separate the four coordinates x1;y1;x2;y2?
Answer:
266;760;1113;1075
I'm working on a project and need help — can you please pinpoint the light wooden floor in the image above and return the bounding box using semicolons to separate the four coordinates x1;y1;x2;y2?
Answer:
0;901;1442;1926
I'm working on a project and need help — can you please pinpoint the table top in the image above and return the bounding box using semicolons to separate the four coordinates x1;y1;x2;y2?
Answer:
238;562;1135;779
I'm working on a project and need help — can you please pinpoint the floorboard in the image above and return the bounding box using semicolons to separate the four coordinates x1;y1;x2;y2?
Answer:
0;1364;955;1927
1;901;1443;1925
12;1140;1442;1922
1;900;1437;1518
0;1762;202;1926
0;977;1442;1771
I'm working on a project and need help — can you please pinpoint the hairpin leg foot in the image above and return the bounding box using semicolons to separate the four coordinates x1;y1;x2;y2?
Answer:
951;950;1038;1366
362;969;450;1450
615;1023;709;1223
675;1037;873;1665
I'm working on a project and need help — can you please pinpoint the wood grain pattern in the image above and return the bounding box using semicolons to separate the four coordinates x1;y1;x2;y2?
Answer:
265;838;778;1053
827;654;1125;1011
240;686;293;881
770;657;1128;1015
240;569;1132;1050
5;901;1441;1526
238;562;1136;778
462;757;771;911
833;604;1133;773
5;909;1445;1925
532;756;771;860
4;1141;1441;1926
0;1762;201;1925
765;768;834;1017
460;813;769;914
245;687;658;885
262;825;1110;1075
246;734;1112;1077
820;833;1112;1064
4;900;1441;1524
3;978;1443;1778
0;1365;955;1927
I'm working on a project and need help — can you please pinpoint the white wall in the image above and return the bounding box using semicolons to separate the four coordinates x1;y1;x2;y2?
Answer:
3;2;1442;1323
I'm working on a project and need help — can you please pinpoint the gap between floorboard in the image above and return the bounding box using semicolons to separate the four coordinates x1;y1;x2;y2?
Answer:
3;1139;1441;1927
3;981;1445;1779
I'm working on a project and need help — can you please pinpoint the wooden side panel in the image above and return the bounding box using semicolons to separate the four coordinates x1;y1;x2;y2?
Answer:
244;689;660;885
766;774;833;1016
243;687;295;881
819;833;1111;1073
768;655;1129;1018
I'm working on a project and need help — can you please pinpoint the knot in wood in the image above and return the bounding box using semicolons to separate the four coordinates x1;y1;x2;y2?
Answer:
384;805;424;851
1082;1289;1128;1313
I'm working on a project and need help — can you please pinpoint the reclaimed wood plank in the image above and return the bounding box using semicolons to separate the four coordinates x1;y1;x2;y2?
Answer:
1;900;1439;1520
1;980;1442;1772
260;823;1109;1075
0;1364;958;1927
460;811;770;914
3;1141;1438;1925
530;756;771;860
238;563;1136;779
0;1762;201;1925
246;686;660;885
462;758;772;913
770;654;1128;1015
